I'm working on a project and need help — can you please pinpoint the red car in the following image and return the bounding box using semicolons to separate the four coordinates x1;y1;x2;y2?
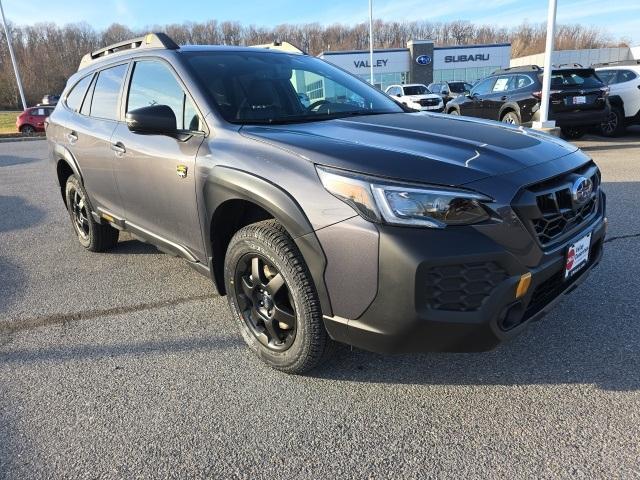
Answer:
16;106;54;134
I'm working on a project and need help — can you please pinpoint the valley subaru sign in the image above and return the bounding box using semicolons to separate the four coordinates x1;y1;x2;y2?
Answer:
433;44;510;69
321;49;410;74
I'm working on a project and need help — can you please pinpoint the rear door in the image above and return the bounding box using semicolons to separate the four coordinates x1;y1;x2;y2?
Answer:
482;75;512;120
69;63;129;216
547;69;607;115
605;69;640;117
111;59;206;258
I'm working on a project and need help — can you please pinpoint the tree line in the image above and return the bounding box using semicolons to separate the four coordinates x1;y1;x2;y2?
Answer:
0;19;625;109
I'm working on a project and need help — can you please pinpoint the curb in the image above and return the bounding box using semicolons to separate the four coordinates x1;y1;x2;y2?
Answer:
0;136;46;143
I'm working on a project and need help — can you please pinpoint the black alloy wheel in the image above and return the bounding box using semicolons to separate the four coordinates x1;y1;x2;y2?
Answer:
68;182;91;241
600;107;625;137
234;253;297;351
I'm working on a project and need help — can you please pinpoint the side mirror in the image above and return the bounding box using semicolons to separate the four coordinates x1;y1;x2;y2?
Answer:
442;89;450;96
396;93;402;98
126;105;177;135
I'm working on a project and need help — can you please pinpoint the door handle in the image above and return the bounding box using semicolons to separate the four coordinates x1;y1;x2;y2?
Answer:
111;142;126;155
66;131;78;144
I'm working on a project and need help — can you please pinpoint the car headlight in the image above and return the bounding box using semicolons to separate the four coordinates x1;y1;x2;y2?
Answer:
316;166;493;228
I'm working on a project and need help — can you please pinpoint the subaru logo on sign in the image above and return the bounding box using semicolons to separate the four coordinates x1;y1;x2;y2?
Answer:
416;55;432;65
571;176;594;206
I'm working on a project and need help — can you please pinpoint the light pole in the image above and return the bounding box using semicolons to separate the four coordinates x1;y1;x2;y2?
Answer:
368;0;374;85
0;0;26;110
533;0;557;130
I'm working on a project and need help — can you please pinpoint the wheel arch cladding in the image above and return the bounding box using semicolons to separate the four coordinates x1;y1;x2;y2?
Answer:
204;166;333;316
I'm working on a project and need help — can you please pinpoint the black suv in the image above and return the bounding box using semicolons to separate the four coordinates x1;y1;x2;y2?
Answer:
428;81;474;104
446;65;610;139
47;34;606;373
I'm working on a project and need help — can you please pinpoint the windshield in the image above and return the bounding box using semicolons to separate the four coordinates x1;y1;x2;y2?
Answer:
185;51;403;124
403;85;430;95
549;70;604;88
448;82;473;93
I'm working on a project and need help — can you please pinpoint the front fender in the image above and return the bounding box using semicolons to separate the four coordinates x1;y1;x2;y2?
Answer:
203;166;333;316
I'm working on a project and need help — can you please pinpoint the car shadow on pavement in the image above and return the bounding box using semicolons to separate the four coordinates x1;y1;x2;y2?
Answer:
0;195;46;233
109;237;160;255
0;155;41;167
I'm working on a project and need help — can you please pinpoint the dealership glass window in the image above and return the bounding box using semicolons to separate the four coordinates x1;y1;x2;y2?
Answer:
356;71;408;91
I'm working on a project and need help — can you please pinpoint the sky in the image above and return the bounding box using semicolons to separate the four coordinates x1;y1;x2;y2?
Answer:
3;0;638;44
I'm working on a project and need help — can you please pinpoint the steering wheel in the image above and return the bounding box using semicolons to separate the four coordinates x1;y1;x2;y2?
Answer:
307;99;332;112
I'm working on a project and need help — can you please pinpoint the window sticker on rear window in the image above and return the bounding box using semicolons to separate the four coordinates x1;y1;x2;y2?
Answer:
493;77;509;92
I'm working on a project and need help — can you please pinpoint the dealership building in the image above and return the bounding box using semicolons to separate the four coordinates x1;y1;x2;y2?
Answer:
319;41;512;90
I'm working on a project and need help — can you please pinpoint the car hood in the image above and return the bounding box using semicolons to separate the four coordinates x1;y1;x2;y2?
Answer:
239;112;579;186
404;94;441;101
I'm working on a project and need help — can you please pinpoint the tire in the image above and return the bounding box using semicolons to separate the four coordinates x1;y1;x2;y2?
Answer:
21;125;35;135
600;107;626;137
224;220;332;374
64;174;119;252
448;109;460;116
560;126;586;140
501;111;520;125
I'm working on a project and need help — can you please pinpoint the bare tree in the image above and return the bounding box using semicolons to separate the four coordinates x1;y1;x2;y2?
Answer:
0;19;624;109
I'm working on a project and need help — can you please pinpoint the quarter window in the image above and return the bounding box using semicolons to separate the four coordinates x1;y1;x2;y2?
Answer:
618;70;638;83
91;64;128;120
65;75;93;112
127;61;201;131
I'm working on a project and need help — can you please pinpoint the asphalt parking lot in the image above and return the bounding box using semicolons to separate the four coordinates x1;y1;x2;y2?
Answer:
1;130;640;479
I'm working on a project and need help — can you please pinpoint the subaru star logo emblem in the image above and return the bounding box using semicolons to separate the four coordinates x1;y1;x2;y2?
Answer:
571;176;594;205
416;55;432;65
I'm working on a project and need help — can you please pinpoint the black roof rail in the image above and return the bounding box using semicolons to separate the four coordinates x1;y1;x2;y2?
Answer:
592;59;640;68
493;65;542;74
552;63;585;69
78;32;179;71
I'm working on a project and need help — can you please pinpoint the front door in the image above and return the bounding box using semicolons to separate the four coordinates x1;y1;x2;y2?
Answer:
460;77;495;117
111;59;206;259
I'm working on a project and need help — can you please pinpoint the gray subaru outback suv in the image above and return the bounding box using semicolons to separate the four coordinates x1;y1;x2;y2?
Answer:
47;33;606;373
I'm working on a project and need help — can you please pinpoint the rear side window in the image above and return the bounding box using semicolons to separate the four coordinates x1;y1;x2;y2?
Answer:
492;76;510;92
91;64;128;121
596;70;617;85
127;60;201;131
65;75;93;112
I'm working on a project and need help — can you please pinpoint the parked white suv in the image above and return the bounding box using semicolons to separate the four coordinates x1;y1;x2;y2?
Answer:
595;61;640;136
385;84;444;112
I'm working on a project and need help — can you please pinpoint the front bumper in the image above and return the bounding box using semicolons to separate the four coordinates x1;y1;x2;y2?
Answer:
323;197;606;354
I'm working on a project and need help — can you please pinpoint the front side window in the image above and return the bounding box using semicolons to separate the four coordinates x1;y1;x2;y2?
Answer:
471;77;495;96
185;51;403;124
91;64;128;120
65;75;93;112
127;61;201;131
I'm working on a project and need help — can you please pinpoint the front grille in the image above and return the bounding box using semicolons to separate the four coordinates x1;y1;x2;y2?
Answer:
513;162;601;248
419;98;440;107
424;262;508;312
